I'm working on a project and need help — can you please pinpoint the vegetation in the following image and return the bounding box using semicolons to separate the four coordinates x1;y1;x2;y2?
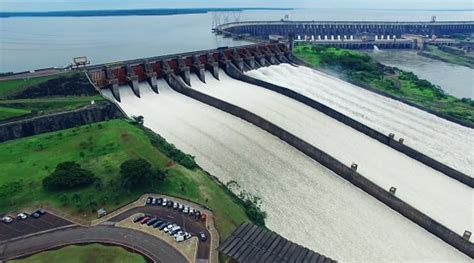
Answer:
293;44;474;124
43;162;99;191
0;119;250;239
120;158;165;189
419;45;474;68
8;244;146;263
0;73;105;122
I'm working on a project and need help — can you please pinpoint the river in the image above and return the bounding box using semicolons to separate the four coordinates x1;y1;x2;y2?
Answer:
368;49;474;98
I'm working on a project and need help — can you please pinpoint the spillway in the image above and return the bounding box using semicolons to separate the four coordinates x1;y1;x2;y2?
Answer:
246;64;474;177
188;70;473;237
102;81;470;262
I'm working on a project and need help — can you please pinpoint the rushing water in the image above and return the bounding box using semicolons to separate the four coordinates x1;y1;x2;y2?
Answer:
247;64;474;177
102;80;470;262
191;69;473;237
368;50;474;98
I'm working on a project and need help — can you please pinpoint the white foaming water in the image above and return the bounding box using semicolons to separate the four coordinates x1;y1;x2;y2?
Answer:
189;70;473;237
102;81;470;262
247;64;474;177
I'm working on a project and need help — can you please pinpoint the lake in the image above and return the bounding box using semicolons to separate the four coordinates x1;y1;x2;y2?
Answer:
1;8;472;97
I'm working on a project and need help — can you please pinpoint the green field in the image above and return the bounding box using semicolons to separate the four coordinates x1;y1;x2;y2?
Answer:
0;106;31;120
0;76;56;99
0;73;105;121
0;119;249;239
293;44;474;124
420;45;474;68
8;244;145;263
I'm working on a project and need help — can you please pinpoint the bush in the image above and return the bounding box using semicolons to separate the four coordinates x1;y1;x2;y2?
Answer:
120;158;165;190
43;161;98;191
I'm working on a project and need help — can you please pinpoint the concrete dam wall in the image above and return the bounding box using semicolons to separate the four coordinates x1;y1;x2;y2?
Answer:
101;78;471;262
216;21;474;40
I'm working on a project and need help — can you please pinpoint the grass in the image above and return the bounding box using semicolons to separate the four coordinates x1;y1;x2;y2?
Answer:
0;76;56;99
0;106;31;120
8;244;145;263
420;45;474;68
293;44;474;125
0;119;249;239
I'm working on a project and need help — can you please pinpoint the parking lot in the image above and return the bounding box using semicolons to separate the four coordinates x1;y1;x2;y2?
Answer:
109;196;212;260
0;212;73;242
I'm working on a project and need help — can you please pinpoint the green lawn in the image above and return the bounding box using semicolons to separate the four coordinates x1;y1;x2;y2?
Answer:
0;106;31;120
0;76;56;99
8;244;145;263
0;119;249;239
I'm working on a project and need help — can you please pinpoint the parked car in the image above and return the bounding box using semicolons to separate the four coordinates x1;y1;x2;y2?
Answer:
146;197;153;205
173;202;179;209
158;222;168;230
167;200;173;208
161;198;168;207
194;211;201;221
152;220;163;228
140;216;151;224
198;231;207;242
178;204;184;211
164;224;175;233
147;218;158;226
183;207;189;214
184;232;192;240
170;226;181;235
157;198;163;205
2;216;13;224
17;212;28;220
31;209;46;219
151;198;157;205
189;208;195;216
132;215;145;223
176;233;185;242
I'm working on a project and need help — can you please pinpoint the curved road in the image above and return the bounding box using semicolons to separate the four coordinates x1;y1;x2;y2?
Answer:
0;225;188;263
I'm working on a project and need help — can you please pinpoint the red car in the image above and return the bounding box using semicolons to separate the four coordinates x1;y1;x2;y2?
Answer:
140;216;151;224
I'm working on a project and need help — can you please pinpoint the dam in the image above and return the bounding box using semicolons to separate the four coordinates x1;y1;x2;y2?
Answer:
102;80;470;262
87;43;473;258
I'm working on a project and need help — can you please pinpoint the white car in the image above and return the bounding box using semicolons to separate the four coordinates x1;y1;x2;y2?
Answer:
161;198;168;207
17;213;28;220
183;207;189;214
2;216;13;223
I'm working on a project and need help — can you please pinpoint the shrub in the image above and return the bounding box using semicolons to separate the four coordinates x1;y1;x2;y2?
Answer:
120;158;165;190
43;161;98;191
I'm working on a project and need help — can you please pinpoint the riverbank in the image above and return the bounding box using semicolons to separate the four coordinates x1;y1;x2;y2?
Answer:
293;44;474;126
419;45;474;69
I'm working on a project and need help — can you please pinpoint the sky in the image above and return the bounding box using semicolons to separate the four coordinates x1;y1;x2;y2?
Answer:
0;0;473;12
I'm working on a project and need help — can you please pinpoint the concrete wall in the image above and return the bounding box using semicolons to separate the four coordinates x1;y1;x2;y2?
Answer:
166;73;473;258
0;104;121;143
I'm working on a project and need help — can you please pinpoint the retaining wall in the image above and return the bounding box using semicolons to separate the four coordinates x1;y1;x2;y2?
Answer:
233;61;473;187
0;103;121;143
166;73;473;258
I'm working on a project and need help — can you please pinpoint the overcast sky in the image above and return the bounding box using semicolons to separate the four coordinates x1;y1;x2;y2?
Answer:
1;0;473;11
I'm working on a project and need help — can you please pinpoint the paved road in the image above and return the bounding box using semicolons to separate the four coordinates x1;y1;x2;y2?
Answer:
0;225;187;263
110;205;211;260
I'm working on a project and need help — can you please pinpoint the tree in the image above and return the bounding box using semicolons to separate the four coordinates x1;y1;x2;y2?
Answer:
120;158;165;189
43;161;98;191
132;115;144;126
